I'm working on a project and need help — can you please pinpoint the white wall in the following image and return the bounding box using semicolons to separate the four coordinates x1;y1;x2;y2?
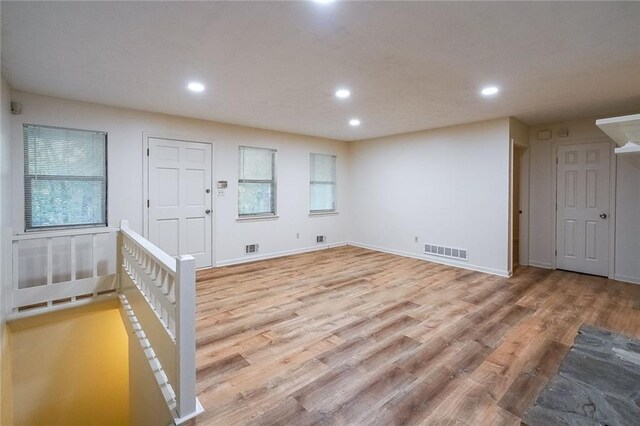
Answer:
0;76;14;424
348;118;512;276
10;91;350;267
528;117;640;283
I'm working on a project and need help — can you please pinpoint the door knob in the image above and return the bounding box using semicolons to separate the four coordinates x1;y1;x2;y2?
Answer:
599;213;608;219
205;209;212;214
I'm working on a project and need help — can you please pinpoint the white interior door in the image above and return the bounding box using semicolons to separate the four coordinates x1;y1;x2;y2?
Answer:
148;138;213;268
556;142;610;276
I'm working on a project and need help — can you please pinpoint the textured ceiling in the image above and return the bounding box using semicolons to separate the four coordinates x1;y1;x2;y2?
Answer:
2;1;639;141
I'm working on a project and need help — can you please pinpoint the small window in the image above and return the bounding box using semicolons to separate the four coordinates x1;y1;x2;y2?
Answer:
238;146;276;217
23;124;107;231
310;153;336;213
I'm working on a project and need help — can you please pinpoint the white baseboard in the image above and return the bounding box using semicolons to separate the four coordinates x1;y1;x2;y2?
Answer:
216;241;515;278
613;274;640;285
348;242;510;278
215;242;348;267
528;260;553;269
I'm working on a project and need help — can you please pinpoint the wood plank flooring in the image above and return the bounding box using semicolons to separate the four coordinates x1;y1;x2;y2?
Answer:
192;246;640;425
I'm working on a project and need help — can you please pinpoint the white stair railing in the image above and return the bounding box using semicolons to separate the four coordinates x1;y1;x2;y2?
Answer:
9;227;118;318
7;221;202;423
118;220;202;423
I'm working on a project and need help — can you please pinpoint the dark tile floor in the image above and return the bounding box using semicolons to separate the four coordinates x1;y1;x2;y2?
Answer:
523;325;640;425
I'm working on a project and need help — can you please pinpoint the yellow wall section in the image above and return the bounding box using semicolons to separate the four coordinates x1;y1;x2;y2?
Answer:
8;300;129;425
1;321;13;426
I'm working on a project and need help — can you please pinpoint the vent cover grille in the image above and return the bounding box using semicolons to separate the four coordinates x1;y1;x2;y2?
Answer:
316;235;326;243
245;244;259;254
424;243;468;261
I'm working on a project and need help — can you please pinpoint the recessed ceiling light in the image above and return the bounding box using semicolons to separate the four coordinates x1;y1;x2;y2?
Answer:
335;89;351;99
187;82;205;92
481;86;499;96
349;118;361;127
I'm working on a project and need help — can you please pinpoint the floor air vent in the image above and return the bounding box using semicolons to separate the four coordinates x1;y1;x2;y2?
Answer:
316;235;326;243
424;243;468;261
245;244;259;254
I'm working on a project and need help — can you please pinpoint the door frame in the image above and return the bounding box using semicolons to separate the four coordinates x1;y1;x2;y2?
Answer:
142;132;216;268
550;137;616;278
509;139;530;274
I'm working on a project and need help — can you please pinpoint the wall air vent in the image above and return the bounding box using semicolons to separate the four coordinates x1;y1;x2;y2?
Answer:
424;243;468;261
245;244;259;254
316;235;326;243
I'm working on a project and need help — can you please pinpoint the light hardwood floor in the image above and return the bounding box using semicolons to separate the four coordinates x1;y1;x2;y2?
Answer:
192;246;640;425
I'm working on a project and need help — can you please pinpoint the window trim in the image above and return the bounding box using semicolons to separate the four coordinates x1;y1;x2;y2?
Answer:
237;145;277;218
309;153;337;214
23;123;109;232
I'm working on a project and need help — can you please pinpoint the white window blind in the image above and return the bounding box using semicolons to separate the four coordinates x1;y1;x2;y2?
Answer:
238;146;276;216
23;124;107;230
310;153;336;213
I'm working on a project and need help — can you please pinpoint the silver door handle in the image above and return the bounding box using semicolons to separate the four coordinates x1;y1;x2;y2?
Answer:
599;213;608;219
205;209;212;214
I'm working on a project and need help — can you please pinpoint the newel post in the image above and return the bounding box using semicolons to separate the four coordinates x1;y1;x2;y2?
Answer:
116;220;129;292
175;254;197;418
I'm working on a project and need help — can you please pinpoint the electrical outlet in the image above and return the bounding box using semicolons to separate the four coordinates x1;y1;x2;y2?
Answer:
217;189;225;197
414;236;419;243
296;233;300;239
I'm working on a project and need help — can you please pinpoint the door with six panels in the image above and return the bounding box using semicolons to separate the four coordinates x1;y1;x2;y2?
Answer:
556;142;611;277
148;137;213;268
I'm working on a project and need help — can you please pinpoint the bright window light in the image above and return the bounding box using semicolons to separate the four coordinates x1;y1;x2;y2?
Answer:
335;89;351;99
349;119;361;127
187;82;205;92
481;86;499;96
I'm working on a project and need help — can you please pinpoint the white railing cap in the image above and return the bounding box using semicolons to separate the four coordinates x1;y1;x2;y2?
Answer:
120;225;177;273
12;227;116;241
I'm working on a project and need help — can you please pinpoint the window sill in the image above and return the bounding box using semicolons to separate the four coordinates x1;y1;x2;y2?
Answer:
309;211;339;217
236;215;280;223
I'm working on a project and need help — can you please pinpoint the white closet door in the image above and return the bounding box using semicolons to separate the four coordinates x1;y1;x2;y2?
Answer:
556;142;610;276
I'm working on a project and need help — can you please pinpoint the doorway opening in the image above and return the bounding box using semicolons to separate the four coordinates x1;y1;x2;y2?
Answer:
513;146;525;266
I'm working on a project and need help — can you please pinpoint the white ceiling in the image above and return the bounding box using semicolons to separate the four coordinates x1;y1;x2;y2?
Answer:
2;1;639;141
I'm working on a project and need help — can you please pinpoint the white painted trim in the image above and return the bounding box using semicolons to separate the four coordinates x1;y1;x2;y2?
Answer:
520;147;531;266
12;226;115;241
175;254;197;419
12;274;118;307
613;274;640;285
217;241;510;277
528;260;553;269
174;400;205;426
142;132;216;268
119;294;177;421
216;242;348;267
236;215;279;223
509;140;514;273
510;139;531;271
349;242;511;277
309;211;340;217
550;138;617;277
6;292;119;321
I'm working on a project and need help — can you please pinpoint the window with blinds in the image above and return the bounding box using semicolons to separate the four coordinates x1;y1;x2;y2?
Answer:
310;153;336;213
23;124;108;231
238;146;276;216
